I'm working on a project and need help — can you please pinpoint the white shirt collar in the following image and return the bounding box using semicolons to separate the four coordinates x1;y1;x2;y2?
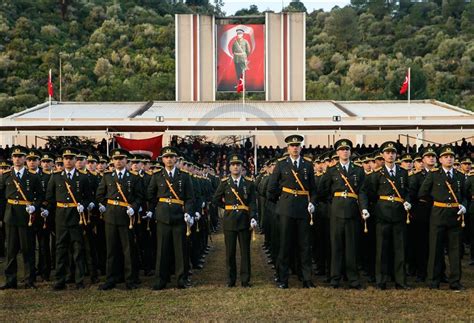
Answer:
115;168;125;177
442;167;453;176
13;167;26;177
65;168;76;177
166;167;177;177
231;175;242;185
339;161;350;169
385;165;396;174
290;156;301;166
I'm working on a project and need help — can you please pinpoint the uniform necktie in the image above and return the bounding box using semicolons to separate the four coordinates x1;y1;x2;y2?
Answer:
118;172;122;180
67;172;72;180
293;160;298;169
169;171;173;179
390;169;394;178
447;171;452;180
16;171;21;179
234;180;238;187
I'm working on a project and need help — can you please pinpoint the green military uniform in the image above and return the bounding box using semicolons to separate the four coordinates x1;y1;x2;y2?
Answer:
360;141;411;289
232;29;250;81
267;135;318;289
213;154;257;287
45;148;92;289
318;139;366;289
407;147;436;282
418;145;467;290
0;146;44;289
96;149;144;290
147;147;194;290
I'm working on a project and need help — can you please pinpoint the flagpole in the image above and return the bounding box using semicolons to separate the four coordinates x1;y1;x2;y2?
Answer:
408;67;411;105
48;68;52;121
242;69;246;105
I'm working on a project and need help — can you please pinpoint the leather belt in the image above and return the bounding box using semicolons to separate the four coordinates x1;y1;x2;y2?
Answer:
107;199;129;207
379;195;404;203
56;202;77;208
158;197;184;206
282;187;309;196
224;205;249;211
334;191;358;199
433;201;460;208
7;199;29;206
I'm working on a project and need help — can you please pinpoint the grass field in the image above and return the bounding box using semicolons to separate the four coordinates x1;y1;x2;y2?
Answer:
1;230;474;321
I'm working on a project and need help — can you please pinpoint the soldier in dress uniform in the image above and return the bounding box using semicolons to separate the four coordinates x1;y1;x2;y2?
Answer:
360;141;412;290
466;166;474;266
267;135;317;289
408;146;437;283
45;147;92;290
96;148;144;290
232;28;250;82
213;154;257;287
419;145;467;290
0;146;44;289
148;146;195;290
319;139;366;289
0;160;11;259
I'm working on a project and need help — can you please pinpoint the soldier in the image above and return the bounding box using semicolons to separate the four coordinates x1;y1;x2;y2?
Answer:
148;146;195;290
400;154;413;172
419;145;467;290
408;146;437;283
232;28;250;82
459;157;472;180
213;154;257;287
55;155;64;172
45;147;92;290
360;141;411;290
466;168;474;266
267;135;317;289
319;139;366;289
0;146;44;289
0;160;11;259
96;149;144;290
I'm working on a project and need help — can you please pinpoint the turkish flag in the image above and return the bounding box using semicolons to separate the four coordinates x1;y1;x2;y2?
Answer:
114;135;163;160
48;69;54;97
236;74;244;93
400;70;410;95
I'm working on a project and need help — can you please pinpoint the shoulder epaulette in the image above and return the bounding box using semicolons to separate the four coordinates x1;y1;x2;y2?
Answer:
43;170;51;175
2;169;11;174
53;170;62;174
315;172;323;177
28;169;37;174
244;176;253;181
430;168;439;172
129;170;139;176
365;170;373;175
153;169;162;174
104;170;113;174
221;177;228;182
78;169;87;175
468;171;474;177
303;156;312;162
180;169;190;174
146;170;153;176
277;157;286;161
374;167;382;172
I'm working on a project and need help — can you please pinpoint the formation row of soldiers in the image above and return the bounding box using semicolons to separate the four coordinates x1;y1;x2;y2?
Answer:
0;135;473;291
256;135;472;290
0;146;220;290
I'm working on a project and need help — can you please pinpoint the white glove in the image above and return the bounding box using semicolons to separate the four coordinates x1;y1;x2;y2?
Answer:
403;202;412;211
188;216;194;227
41;208;49;218
457;204;466;215
362;209;370;220
25;205;36;214
76;203;84;213
195;212;201;221
143;211;153;219
184;213;191;223
87;202;95;211
250;218;258;229
98;203;106;213
126;206;134;217
201;202;206;208
307;202;315;214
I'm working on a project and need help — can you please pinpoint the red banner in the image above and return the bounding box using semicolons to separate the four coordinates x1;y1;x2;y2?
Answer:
114;135;163;160
217;24;265;92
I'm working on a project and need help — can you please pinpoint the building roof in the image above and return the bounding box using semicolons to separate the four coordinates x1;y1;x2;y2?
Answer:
1;99;472;133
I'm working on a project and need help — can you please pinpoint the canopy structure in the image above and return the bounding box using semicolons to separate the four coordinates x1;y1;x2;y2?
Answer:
1;99;473;147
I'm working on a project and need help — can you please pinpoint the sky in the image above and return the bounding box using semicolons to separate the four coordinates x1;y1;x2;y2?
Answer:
222;0;351;15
